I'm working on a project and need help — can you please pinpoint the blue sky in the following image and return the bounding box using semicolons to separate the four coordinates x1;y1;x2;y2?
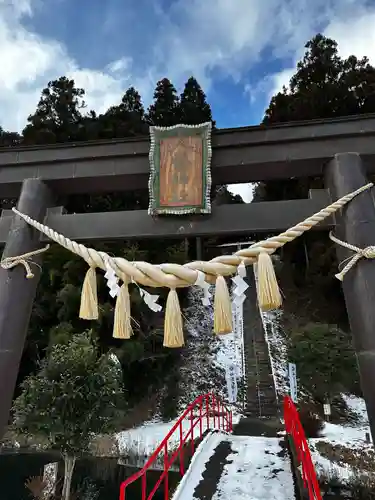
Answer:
16;0;271;127
3;0;375;133
1;0;375;200
22;0;293;128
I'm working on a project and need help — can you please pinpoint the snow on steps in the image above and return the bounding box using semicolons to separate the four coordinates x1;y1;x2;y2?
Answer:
172;431;226;500
172;433;295;500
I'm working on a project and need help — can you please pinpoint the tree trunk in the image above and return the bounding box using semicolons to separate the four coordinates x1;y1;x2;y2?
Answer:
62;454;76;500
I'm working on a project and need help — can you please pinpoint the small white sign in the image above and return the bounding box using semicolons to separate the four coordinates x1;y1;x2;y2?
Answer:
225;363;238;403
323;403;331;416
288;363;298;403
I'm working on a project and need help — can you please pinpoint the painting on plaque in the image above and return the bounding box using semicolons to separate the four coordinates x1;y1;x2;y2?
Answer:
148;122;212;215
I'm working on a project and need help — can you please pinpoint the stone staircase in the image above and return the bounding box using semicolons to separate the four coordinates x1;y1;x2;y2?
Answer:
217;245;279;419
245;338;279;418
232;414;282;437
242;267;279;418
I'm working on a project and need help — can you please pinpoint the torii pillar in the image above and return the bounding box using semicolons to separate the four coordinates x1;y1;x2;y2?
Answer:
0;179;54;439
325;153;375;443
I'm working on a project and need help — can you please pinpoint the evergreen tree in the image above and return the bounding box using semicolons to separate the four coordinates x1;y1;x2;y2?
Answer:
146;78;180;126
122;86;146;116
98;87;148;138
179;76;214;126
22;77;86;144
12;331;125;500
264;33;375;125
256;34;375;202
0;127;21;147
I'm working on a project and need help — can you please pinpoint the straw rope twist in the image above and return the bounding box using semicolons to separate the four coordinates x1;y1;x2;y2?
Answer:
11;183;373;287
329;231;375;281
0;245;50;278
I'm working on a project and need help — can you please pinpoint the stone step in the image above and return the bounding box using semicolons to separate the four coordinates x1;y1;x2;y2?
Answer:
247;398;278;405
244;327;278;418
253;388;277;396
247;387;276;394
191;439;233;500
244;406;280;419
246;403;278;411
246;405;278;414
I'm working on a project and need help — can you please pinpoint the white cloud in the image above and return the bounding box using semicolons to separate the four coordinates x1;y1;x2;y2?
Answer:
0;0;33;18
67;69;129;115
153;0;365;92
106;57;132;74
325;10;375;64
0;1;136;131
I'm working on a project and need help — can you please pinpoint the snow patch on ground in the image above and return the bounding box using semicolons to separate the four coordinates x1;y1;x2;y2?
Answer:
342;394;369;427
116;415;240;457
309;393;372;482
212;436;294;500
260;309;289;398
116;418;182;456
179;286;245;416
178;286;227;408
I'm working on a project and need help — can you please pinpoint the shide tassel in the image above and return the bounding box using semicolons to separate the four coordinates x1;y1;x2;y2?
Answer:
213;275;232;334
164;288;184;348
79;267;99;320
113;282;133;339
256;252;282;311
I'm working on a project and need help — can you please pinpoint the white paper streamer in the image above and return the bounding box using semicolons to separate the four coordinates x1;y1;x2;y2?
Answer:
232;274;249;297
139;288;162;312
232;300;244;378
194;270;212;306
237;260;246;278
230;266;248;382
104;262;120;298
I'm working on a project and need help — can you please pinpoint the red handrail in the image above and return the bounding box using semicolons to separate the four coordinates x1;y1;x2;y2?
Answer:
284;396;322;500
119;393;233;500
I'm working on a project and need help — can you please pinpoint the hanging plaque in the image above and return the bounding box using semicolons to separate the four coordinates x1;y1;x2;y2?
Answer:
148;122;212;215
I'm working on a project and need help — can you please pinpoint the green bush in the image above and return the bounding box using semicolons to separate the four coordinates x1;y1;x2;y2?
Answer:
320;471;375;499
288;322;359;400
298;407;324;438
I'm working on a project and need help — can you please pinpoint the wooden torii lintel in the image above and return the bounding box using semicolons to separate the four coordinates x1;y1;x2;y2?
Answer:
0;190;331;244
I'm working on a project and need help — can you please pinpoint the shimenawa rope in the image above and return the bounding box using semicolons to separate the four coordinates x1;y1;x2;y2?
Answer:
8;182;373;347
329;232;375;281
0;245;50;278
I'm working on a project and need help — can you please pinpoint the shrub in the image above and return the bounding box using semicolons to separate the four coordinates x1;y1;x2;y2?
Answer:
288;322;359;400
348;474;375;499
298;407;324;438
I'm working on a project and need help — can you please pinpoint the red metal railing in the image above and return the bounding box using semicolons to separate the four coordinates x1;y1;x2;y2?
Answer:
284;396;322;500
119;393;233;500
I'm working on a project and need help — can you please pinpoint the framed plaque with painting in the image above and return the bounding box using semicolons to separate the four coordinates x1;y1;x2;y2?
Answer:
148;122;212;215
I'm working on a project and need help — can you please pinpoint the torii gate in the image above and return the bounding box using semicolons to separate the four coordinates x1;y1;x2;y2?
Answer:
1;114;375;441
